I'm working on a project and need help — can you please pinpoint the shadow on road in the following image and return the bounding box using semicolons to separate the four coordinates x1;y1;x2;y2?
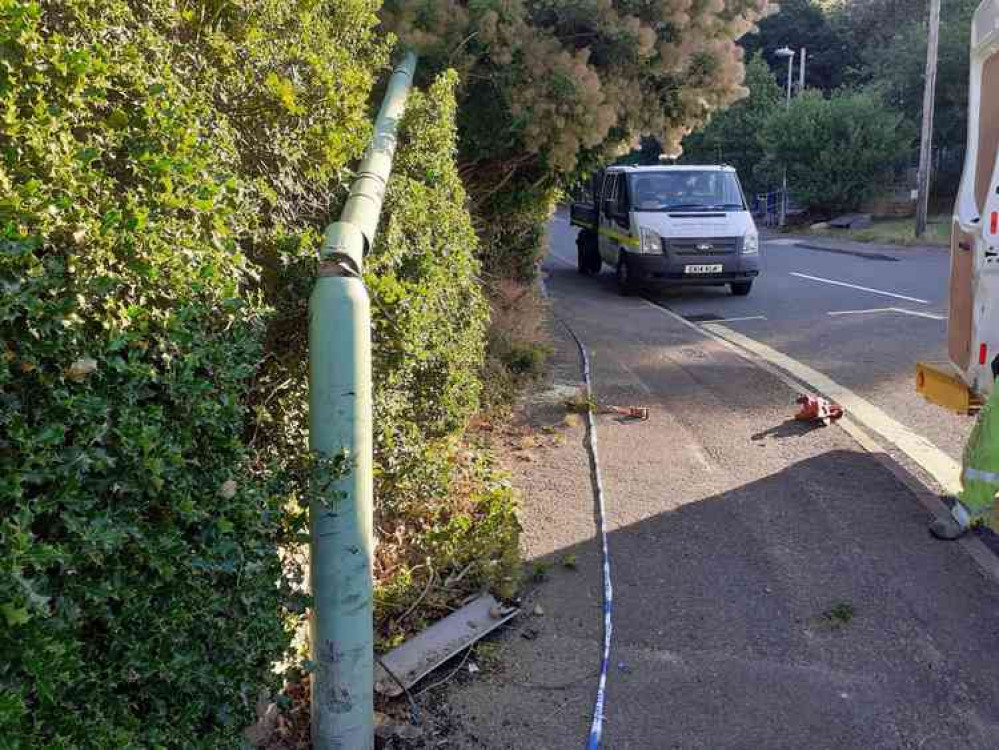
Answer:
751;417;825;441
446;442;999;750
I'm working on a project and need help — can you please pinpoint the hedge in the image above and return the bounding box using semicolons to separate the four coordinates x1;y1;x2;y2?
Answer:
0;1;518;746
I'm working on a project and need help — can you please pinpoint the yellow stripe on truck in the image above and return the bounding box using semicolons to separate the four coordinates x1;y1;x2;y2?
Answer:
598;227;639;248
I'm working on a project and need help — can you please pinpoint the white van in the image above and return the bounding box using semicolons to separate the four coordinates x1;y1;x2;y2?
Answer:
570;165;761;296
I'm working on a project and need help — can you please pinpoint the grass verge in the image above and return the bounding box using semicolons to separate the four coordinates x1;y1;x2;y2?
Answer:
808;216;950;247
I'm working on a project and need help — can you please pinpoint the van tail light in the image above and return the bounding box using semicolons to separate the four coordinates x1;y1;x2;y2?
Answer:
991;212;998;234
980;343;988;366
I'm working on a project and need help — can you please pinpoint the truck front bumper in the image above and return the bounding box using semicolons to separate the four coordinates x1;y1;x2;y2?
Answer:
625;252;760;285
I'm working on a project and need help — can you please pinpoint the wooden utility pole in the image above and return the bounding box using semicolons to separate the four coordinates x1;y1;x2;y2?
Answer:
915;0;941;237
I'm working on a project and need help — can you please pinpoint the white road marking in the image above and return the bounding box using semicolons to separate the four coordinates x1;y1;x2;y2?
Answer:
700;323;961;495
826;308;895;316
712;315;768;323
827;307;946;321
890;308;947;321
790;272;931;304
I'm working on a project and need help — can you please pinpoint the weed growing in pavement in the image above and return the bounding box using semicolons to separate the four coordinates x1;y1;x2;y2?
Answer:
564;389;598;415
473;641;503;673
820;602;856;628
532;560;553;582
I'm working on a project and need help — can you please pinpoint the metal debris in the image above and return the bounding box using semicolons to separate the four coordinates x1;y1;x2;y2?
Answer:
374;594;518;697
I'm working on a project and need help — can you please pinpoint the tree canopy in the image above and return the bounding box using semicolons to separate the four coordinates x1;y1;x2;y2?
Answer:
741;0;859;92
680;51;782;194
383;0;774;174
380;0;774;278
758;90;914;213
679;0;977;206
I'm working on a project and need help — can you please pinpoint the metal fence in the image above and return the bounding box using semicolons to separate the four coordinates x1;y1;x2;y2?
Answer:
752;191;784;227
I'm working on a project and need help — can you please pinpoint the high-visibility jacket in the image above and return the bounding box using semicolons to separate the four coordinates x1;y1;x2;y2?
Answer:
960;380;999;529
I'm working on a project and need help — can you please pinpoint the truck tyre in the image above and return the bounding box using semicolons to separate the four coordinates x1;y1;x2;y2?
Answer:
576;231;601;275
616;255;638;296
731;281;753;296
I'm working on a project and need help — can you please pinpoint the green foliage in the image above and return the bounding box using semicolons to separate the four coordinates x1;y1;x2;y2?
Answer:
367;74;520;629
742;0;978;197
381;0;774;281
0;2;319;745
820;601;856;628
741;0;859;93
681;52;782;194
757;90;913;214
369;73;487;446
385;0;772;173
860;0;978;158
0;0;521;747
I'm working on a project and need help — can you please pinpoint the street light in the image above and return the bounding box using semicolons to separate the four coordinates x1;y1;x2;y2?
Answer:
775;46;795;227
775;46;795;106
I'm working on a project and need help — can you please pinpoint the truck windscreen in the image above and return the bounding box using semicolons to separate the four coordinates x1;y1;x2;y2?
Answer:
629;171;745;212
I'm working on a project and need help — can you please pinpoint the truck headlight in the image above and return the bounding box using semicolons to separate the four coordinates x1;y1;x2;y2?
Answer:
742;232;759;255
639;227;662;254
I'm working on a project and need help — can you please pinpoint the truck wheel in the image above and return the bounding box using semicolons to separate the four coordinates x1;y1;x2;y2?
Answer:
731;281;753;296
576;231;600;276
616;256;637;296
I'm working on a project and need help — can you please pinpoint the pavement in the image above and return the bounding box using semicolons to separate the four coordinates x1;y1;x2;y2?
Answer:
639;229;969;472
438;219;999;749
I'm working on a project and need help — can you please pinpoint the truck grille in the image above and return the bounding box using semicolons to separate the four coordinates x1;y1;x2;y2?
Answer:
667;237;739;256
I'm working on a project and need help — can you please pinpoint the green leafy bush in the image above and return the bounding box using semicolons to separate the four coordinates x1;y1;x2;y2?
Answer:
367;74;521;645
758;90;913;214
1;1;520;745
0;3;297;746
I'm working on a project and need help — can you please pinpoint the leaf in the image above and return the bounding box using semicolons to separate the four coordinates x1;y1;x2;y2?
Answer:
1;603;30;627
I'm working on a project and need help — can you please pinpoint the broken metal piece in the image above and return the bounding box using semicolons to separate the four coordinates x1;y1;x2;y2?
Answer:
374;594;518;697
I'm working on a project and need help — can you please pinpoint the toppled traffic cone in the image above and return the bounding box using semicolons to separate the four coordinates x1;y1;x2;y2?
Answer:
794;394;844;426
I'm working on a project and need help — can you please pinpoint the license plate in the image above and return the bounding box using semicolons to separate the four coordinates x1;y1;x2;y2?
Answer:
684;264;723;274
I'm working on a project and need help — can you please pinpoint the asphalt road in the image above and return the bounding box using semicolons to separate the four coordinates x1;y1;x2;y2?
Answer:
547;213;974;486
444;215;999;750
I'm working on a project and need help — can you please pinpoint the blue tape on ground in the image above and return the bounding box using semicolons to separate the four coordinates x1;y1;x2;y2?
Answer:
560;319;614;750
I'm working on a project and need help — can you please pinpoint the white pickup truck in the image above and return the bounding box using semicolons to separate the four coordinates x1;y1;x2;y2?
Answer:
569;164;761;296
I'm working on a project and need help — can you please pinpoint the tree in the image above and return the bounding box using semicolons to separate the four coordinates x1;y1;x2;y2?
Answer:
758;90;913;214
858;0;978;191
680;52;782;194
740;0;859;93
766;0;980;197
381;0;774;277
